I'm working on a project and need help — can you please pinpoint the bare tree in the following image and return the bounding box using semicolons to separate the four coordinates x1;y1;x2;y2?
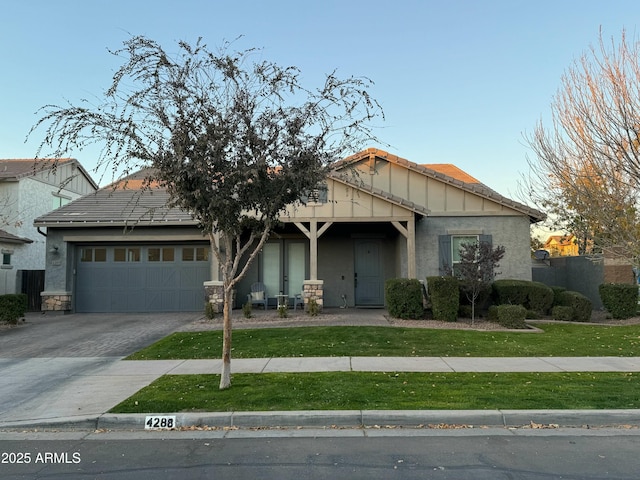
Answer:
523;28;640;265
31;36;384;389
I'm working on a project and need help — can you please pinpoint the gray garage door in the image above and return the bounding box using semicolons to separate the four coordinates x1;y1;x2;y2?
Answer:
75;244;210;312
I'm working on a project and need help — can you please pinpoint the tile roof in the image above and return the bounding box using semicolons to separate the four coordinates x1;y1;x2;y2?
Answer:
0;228;33;244
0;158;99;190
422;163;481;184
34;168;196;227
35;148;546;227
0;158;72;180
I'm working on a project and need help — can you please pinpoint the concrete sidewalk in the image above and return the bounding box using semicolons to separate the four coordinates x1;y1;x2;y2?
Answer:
2;355;640;431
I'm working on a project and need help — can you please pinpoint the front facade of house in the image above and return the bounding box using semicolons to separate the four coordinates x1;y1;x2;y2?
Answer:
0;159;97;306
35;149;544;313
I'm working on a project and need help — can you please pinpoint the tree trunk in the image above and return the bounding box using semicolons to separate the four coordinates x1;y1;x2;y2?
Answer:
219;286;233;390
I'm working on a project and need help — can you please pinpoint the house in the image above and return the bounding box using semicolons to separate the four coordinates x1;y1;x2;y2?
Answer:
0;159;97;309
544;234;579;257
34;148;544;313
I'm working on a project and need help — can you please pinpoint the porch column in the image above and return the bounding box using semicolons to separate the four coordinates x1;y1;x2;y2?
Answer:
392;216;417;279
407;215;416;279
294;221;333;281
204;231;223;313
209;231;220;281
310;221;318;280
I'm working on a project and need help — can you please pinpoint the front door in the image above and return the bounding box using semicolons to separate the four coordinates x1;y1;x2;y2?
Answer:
354;239;384;306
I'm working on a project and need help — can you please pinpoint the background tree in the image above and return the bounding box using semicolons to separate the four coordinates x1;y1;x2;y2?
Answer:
523;28;640;266
455;240;505;323
31;36;384;389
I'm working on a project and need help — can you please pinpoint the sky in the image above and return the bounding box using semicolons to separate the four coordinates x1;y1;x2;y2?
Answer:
1;0;639;205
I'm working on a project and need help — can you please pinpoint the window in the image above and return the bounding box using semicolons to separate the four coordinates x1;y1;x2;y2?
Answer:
452;235;479;264
114;247;140;262
182;248;194;262
439;234;491;275
80;248;93;262
1;249;13;269
182;247;209;262
148;248;161;262
80;248;106;262
451;235;479;276
148;247;175;262
301;184;328;205
52;194;71;209
196;247;208;261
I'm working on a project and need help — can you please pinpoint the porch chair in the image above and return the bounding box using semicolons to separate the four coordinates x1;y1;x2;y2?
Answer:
247;282;268;310
293;288;305;311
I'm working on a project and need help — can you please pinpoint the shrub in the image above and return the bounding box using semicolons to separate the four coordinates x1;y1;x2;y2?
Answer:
487;304;527;329
551;286;567;306
0;294;27;325
492;279;553;314
527;281;554;314
599;283;638;319
492;279;529;306
552;305;574;322
555;291;592;322
242;301;252;318
427;276;459;322
525;309;541;320
458;304;473;319
385;278;424;319
278;304;288;318
204;301;216;319
306;297;320;316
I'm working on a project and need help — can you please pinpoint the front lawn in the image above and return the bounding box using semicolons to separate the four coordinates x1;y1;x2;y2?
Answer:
126;324;640;359
109;371;640;413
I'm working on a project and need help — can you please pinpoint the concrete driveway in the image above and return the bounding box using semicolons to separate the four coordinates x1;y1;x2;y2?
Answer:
0;312;201;424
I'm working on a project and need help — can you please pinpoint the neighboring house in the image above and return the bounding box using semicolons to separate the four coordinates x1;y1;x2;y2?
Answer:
544;234;579;257
34;148;545;313
0;159;97;308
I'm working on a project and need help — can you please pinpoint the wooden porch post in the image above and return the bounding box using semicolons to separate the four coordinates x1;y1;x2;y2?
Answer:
309;221;318;280
392;216;417;279
294;221;333;281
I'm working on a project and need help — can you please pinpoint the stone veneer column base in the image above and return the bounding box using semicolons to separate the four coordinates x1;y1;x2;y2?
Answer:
302;280;324;312
41;291;72;312
204;281;225;313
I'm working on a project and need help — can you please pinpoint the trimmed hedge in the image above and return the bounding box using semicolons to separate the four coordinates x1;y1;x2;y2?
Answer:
427;276;459;322
385;278;424;319
0;294;27;325
555;290;592;322
552;305;574;322
551;286;567;305
492;279;554;314
488;304;527;329
599;283;638;320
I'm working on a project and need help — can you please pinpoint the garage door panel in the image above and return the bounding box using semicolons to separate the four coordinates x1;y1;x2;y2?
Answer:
76;244;210;313
146;267;179;289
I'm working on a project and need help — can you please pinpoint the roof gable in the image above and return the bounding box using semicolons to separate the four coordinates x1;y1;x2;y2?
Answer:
335;148;545;222
0;158;98;191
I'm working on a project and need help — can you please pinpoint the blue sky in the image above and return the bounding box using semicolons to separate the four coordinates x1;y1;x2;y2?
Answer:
1;0;638;199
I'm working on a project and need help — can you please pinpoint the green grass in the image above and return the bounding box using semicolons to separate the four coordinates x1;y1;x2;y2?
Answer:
110;371;640;413
126;324;640;360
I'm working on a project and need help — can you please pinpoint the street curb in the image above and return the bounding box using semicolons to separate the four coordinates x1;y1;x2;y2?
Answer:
2;410;640;431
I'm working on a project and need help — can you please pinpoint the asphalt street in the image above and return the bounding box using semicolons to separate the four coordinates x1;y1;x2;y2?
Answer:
2;428;640;480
